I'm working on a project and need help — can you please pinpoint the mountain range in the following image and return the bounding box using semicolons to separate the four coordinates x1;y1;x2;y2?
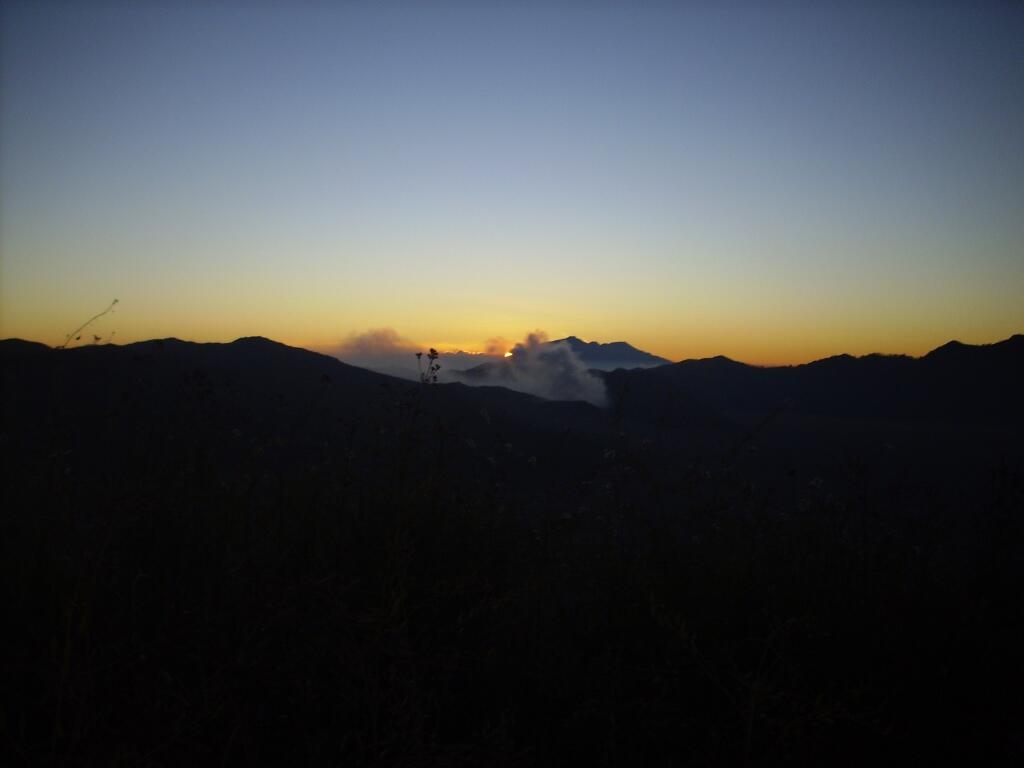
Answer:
605;333;1024;424
5;333;1022;480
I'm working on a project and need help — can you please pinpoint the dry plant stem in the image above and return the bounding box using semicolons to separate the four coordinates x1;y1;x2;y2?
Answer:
57;299;119;349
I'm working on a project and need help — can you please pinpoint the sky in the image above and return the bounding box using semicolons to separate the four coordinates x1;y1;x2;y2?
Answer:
1;1;1022;365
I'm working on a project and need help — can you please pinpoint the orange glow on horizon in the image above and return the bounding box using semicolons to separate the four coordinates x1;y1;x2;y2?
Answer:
3;298;1022;370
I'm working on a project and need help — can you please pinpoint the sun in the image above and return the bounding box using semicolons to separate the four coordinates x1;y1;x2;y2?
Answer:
504;351;513;358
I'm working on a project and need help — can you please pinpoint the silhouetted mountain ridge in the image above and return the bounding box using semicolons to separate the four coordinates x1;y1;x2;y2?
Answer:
1;335;659;498
604;334;1024;428
552;336;670;368
454;335;669;379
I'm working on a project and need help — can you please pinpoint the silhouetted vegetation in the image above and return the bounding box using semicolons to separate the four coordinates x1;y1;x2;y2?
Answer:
55;299;118;350
2;337;1022;765
417;347;441;385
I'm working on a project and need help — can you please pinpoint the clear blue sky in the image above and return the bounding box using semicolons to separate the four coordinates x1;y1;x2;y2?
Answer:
2;1;1022;362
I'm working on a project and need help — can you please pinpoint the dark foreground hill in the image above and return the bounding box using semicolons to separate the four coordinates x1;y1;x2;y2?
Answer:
2;336;1023;766
604;334;1024;482
606;333;1024;425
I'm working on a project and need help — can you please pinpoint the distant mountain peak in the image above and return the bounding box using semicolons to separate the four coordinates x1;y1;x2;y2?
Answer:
921;334;1024;365
929;339;966;353
924;338;989;360
232;336;283;346
803;353;857;368
679;354;745;367
548;336;669;369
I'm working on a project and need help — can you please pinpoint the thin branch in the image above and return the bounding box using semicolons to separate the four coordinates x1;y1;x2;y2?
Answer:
57;299;119;350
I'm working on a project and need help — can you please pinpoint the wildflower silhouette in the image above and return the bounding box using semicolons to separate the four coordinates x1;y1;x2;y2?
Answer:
416;348;441;384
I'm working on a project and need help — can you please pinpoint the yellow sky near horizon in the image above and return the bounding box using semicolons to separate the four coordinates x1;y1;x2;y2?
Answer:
3;290;1021;367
